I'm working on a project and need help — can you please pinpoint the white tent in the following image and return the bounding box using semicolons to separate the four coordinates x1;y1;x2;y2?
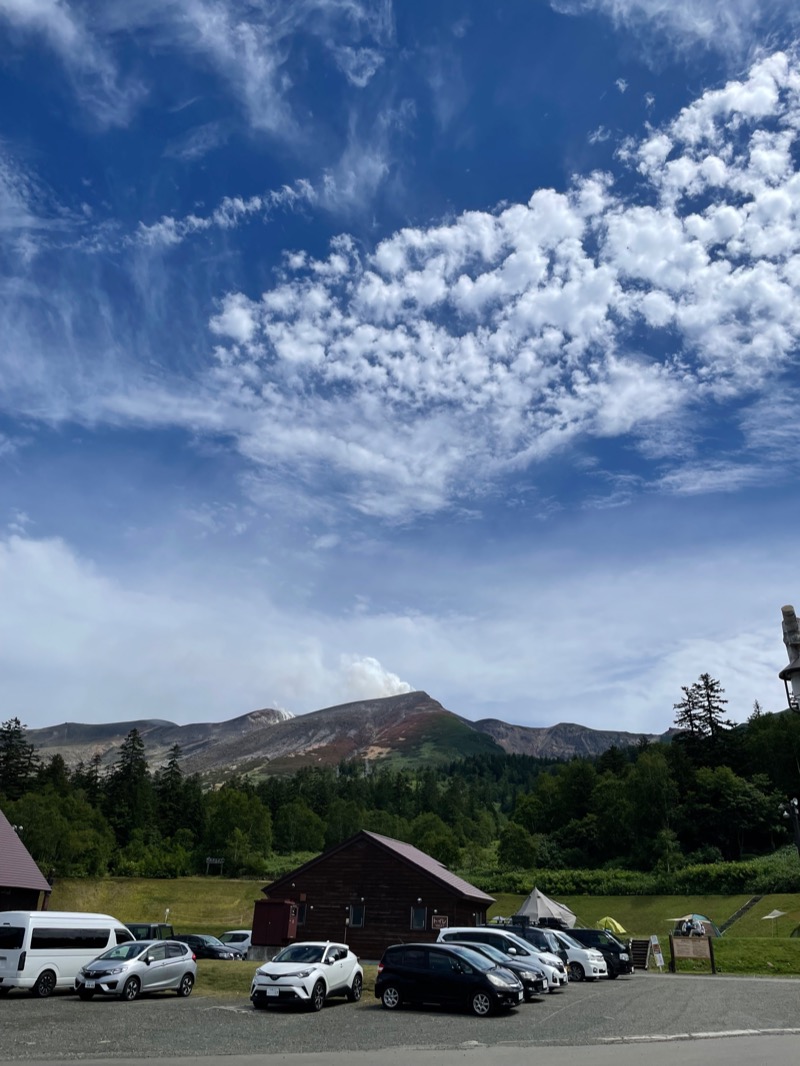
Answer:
514;887;577;928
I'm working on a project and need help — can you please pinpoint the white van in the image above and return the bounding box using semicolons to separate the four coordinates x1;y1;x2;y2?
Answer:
0;911;134;997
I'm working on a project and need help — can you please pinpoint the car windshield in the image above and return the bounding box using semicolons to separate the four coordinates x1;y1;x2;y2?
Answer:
447;945;494;972
456;942;507;965
221;933;247;943
557;933;584;950
199;936;225;947
96;942;149;962
273;944;325;964
504;934;535;956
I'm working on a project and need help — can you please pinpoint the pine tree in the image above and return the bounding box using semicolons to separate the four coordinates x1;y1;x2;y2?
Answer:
673;685;702;736
695;673;731;739
0;717;41;800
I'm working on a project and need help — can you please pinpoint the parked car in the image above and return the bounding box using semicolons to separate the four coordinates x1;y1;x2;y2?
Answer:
220;929;252;958
437;927;567;991
546;929;608;982
445;939;547;999
376;942;524;1016
74;939;196;1001
0;910;133;997
569;929;634;978
501;923;569;965
125;922;174;941
172;934;244;960
250;941;363;1011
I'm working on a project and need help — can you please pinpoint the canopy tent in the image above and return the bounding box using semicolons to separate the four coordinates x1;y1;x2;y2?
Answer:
515;887;577;928
762;909;787;937
598;916;626;934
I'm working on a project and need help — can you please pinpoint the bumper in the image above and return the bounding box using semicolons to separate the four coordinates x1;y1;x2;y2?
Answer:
523;978;548;998
495;988;524;1010
75;976;122;995
251;981;311;1005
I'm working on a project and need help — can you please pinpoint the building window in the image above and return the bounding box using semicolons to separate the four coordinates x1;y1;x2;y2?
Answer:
297;903;307;926
349;904;365;928
410;906;427;931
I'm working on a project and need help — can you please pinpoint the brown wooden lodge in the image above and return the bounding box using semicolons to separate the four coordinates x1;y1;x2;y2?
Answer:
0;807;51;911
256;830;494;960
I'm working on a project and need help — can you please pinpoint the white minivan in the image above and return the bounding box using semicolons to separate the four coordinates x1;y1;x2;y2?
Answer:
0;911;134;997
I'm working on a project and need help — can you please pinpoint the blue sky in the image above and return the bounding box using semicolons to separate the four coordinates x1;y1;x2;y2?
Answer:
2;1;800;734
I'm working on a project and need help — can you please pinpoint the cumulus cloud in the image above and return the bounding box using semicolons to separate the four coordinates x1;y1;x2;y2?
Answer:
197;51;800;518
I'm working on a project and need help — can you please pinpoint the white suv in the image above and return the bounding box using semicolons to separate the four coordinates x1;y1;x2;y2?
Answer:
549;930;608;982
250;941;363;1011
437;928;568;991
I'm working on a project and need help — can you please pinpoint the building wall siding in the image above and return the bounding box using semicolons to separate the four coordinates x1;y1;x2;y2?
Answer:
263;836;488;960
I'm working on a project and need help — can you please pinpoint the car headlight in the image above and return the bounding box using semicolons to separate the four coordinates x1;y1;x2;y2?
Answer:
619;953;629;961
106;966;125;975
293;969;314;979
488;972;514;988
519;971;536;981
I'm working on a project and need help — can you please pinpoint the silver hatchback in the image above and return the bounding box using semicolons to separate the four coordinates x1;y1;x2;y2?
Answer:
75;939;197;1001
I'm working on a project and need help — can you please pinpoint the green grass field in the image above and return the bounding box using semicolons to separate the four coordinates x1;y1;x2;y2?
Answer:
46;878;800;995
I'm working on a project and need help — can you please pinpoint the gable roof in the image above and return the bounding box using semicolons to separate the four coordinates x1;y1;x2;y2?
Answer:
265;829;494;905
0;807;52;894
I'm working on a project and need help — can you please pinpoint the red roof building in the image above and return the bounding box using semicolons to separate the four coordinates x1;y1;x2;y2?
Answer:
0;807;51;911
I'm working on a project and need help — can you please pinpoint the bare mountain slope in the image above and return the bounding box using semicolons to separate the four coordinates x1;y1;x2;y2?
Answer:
26;692;665;779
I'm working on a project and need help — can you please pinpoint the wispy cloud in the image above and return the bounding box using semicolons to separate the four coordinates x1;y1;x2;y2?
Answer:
0;0;144;126
552;0;800;60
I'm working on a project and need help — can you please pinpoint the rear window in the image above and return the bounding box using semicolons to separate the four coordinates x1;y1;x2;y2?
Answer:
0;927;24;950
115;927;134;943
31;927;110;950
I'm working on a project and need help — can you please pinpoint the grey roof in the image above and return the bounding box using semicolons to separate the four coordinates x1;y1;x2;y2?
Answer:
265;829;494;905
0;807;51;893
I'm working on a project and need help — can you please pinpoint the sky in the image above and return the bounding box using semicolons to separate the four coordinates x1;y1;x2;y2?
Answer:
2;1;800;736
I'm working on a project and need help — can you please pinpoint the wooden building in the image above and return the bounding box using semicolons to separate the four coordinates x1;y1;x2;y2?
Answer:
258;830;494;959
0;807;51;911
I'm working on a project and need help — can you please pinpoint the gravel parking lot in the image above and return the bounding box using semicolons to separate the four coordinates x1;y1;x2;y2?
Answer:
1;973;800;1062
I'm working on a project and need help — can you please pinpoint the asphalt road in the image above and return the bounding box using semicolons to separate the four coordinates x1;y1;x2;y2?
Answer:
1;973;800;1062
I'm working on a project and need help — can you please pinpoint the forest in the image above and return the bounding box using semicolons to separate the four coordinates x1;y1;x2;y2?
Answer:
2;674;800;888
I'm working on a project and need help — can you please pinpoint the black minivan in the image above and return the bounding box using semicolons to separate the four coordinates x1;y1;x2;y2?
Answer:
375;942;524;1016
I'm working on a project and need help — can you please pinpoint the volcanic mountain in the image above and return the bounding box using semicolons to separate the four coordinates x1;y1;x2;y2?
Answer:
25;692;664;781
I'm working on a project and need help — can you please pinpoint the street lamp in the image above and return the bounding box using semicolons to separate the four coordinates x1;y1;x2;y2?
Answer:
779;797;800;858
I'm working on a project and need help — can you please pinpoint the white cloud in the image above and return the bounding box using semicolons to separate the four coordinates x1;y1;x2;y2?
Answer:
0;0;144;125
551;0;800;59
0;530;790;732
331;44;384;87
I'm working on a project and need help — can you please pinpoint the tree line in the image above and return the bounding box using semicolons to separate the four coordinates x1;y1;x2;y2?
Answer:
1;674;799;880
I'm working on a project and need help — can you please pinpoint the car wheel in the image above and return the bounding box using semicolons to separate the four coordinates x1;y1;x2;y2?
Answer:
381;985;402;1010
346;974;363;1002
177;973;194;997
32;970;57;998
77;989;95;1001
607;971;619;980
568;962;585;983
309;980;326;1012
121;976;141;1001
470;990;493;1016
0;987;12;997
252;998;269;1010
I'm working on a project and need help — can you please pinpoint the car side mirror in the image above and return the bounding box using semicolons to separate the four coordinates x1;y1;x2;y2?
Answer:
326;958;334;965
145;956;153;966
507;947;517;955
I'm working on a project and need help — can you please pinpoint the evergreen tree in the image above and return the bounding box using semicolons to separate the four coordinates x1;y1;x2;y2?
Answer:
673;684;702;736
695;673;732;739
103;729;155;846
0;717;41;800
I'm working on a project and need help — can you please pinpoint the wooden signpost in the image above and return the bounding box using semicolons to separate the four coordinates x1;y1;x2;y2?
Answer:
668;935;716;973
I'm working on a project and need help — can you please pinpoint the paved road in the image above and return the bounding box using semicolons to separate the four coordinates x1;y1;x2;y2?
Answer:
1;973;799;1062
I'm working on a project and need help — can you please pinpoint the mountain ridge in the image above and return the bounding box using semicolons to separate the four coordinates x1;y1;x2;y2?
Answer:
25;692;667;780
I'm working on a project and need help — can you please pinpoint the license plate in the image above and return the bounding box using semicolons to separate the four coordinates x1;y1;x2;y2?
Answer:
517;991;523;1001
266;987;279;996
85;981;96;989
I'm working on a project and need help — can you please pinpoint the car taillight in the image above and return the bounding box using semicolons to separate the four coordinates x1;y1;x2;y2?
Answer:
377;962;384;974
192;953;197;962
17;951;26;972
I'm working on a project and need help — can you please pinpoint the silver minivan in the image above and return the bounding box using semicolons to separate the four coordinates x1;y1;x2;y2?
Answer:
75;939;197;1000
